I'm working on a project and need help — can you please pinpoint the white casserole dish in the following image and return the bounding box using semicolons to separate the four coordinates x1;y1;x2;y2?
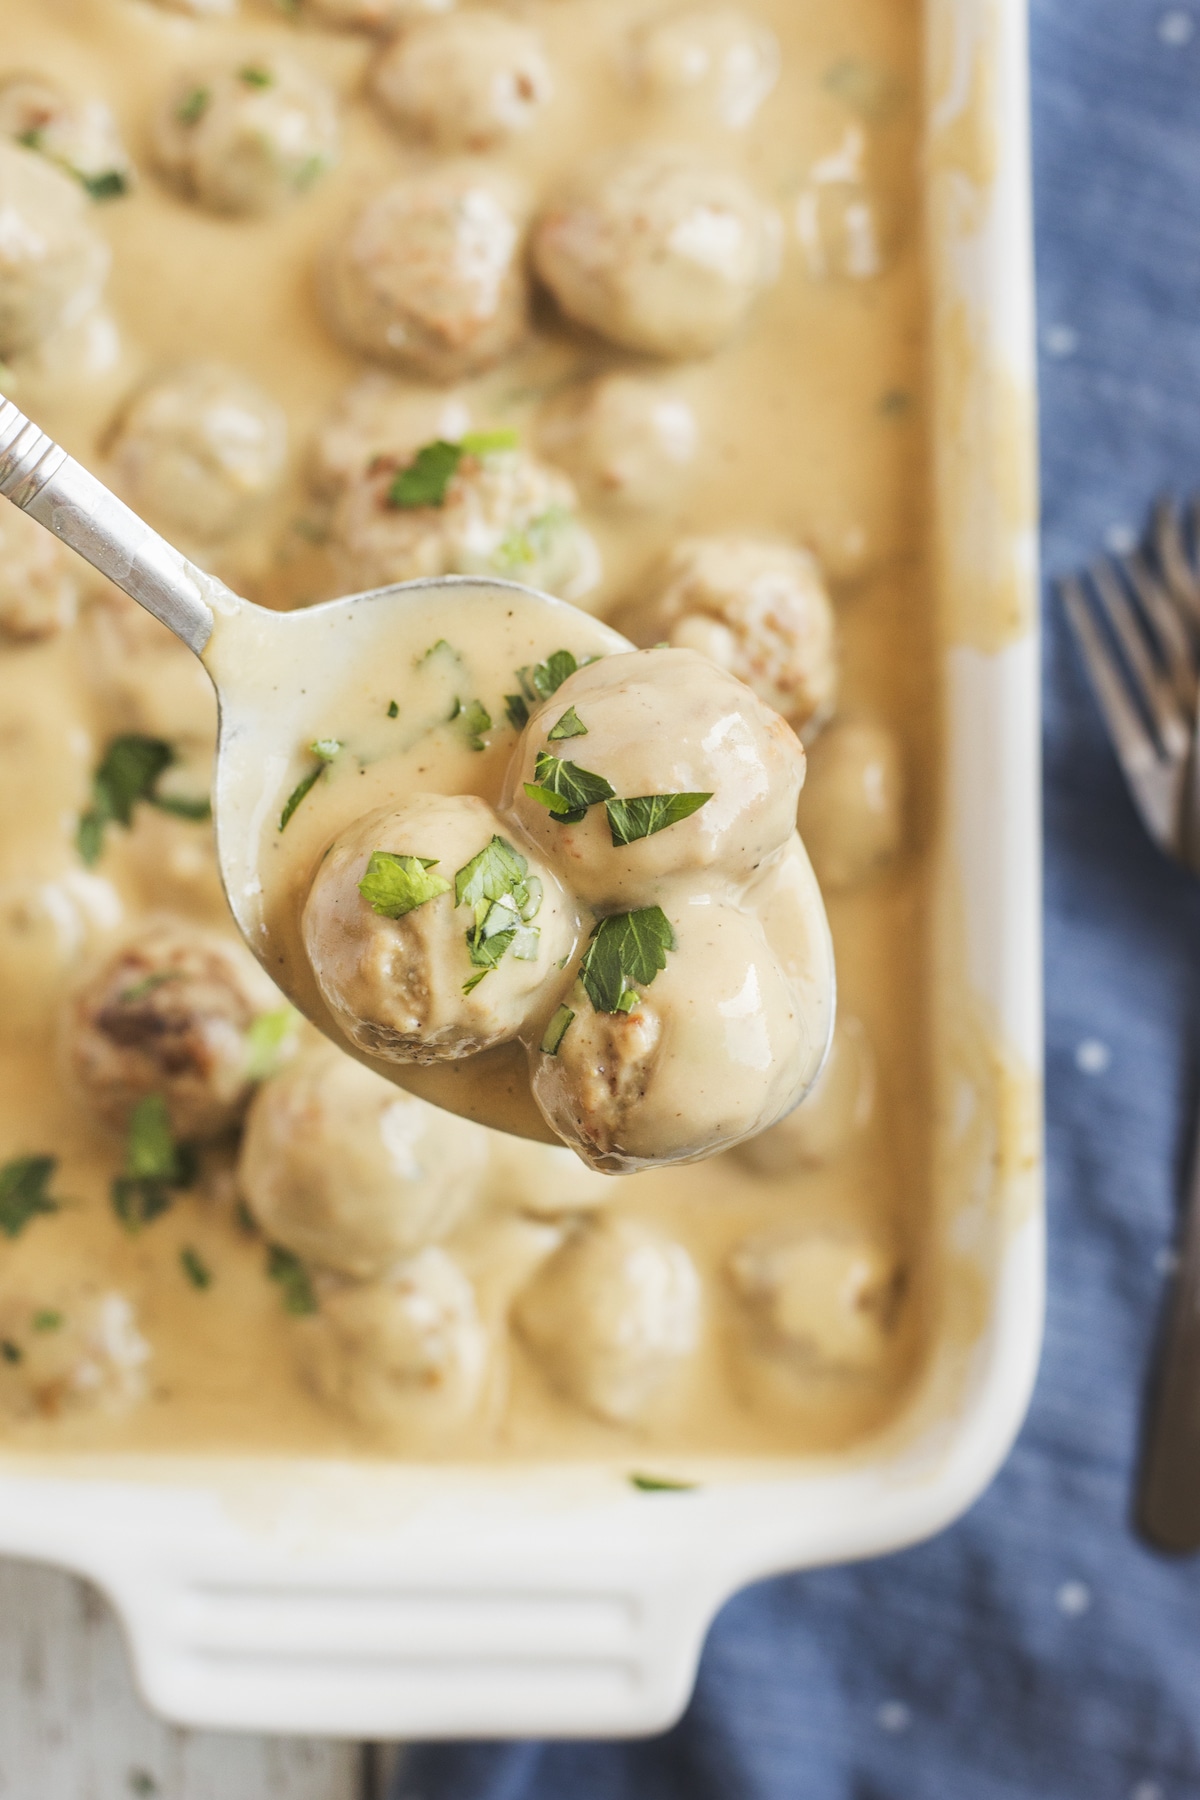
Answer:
0;0;1042;1740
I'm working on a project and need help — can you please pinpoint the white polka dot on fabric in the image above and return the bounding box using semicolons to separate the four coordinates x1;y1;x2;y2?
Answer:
1132;1782;1164;1800
1056;1580;1092;1617
1044;323;1079;357
1075;1038;1111;1075
1159;10;1195;44
1155;1246;1180;1276
876;1700;911;1734
1104;524;1138;554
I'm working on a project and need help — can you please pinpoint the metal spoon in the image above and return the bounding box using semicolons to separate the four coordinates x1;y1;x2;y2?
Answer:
0;392;627;1142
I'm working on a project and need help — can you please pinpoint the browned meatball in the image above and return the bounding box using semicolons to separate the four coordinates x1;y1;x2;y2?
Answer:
64;918;288;1140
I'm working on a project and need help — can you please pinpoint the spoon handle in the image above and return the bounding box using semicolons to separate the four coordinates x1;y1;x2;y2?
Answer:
0;392;224;655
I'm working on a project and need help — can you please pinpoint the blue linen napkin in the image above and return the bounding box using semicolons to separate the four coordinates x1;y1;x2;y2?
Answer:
395;4;1200;1792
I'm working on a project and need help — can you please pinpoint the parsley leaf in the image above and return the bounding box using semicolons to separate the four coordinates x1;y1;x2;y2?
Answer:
579;908;676;1014
524;751;615;823
180;1246;212;1290
460;428;518;456
278;739;341;832
0;1155;60;1239
32;1310;63;1333
505;693;530;731
388;440;463;509
540;1004;575;1055
0;1341;20;1366
358;851;451;918
78;735;209;863
81;168;129;201
111;1095;195;1232
629;1472;698;1493
387;699;399;718
177;87;211;125
451;697;491;751
454;837;542;989
244;1006;298;1081
605;792;712;847
267;1244;317;1315
547;705;587;741
517;649;581;704
239;65;274;86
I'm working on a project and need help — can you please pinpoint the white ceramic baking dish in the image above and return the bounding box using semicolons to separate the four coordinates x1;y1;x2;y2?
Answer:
0;0;1042;1741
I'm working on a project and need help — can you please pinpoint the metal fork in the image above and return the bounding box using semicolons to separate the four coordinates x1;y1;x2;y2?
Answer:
1061;497;1200;1551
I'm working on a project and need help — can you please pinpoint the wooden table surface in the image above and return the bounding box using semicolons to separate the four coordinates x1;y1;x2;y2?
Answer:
0;1559;402;1800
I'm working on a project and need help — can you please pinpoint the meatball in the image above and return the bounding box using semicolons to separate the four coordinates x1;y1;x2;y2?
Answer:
300;0;454;29
728;1227;899;1375
310;373;472;498
239;1040;489;1277
107;363;288;545
535;373;697;512
736;1016;874;1176
796;718;905;890
323;169;528;381
83;587;217;749
0;503;78;641
64;918;288;1140
534;900;811;1172
0;75;134;202
619;538;838;736
514;1215;700;1425
302;793;578;1065
0;869;122;1038
0;142;110;360
532;147;779;359
628;6;780;130
485;1132;613;1218
297;1247;489;1435
373;12;553;151
154;55;338;217
0;1287;150;1420
330;435;599;603
505;648;804;909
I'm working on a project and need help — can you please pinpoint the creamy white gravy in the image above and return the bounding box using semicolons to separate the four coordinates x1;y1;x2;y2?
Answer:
0;0;933;1463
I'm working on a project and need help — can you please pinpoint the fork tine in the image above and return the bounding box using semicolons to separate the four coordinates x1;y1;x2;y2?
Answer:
1060;575;1180;850
1120;550;1199;712
1153;495;1200;628
1089;558;1192;758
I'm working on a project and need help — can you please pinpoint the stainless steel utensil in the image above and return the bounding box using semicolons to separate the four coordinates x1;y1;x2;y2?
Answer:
1061;497;1200;1552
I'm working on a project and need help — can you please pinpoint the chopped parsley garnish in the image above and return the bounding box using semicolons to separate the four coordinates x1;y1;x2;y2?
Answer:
605;791;712;847
180;1247;213;1290
629;1472;698;1493
81;168;129;200
111;1096;194;1233
495;505;571;575
547;705;587;741
0;1341;20;1366
0;1155;60;1239
451;697;491;751
120;969;182;1005
267;1245;317;1316
387;431;517;511
455;836;542;992
244;1006;298;1081
387;699;399;718
540;1004;575;1056
78;734;210;864
32;1310;63;1333
523;751;615;824
579;907;675;1015
177;87;211;126
278;738;341;832
239;65;274;87
16;128;42;151
506;648;593;730
358;852;451;918
417;638;456;666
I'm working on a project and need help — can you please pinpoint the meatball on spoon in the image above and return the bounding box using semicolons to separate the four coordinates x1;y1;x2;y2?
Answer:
0;396;834;1164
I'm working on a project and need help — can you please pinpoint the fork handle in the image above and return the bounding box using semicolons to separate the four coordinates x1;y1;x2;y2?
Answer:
1138;1098;1200;1550
0;392;219;655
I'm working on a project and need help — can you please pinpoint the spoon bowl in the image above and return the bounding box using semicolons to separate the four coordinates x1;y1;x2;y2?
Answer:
0;393;623;1139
